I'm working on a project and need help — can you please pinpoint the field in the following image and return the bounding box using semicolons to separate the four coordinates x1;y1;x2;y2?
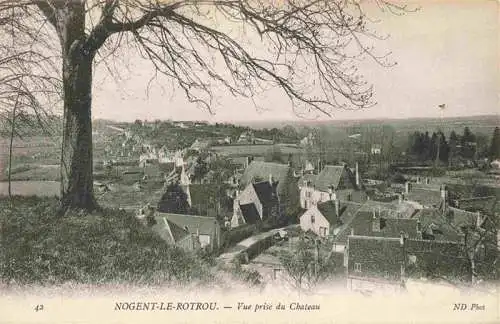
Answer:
210;144;302;157
0;180;60;197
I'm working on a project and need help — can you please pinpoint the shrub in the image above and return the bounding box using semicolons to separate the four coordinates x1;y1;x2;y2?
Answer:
221;224;258;249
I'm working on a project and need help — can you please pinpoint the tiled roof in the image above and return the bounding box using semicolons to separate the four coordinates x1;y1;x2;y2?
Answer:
252;181;278;205
335;202;419;244
151;217;191;244
239;203;260;224
357;200;418;219
155;212;218;237
314;165;349;192
317;201;342;225
447;207;478;230
240;161;291;197
167;219;191;242
347;235;404;283
299;173;318;186
455;196;497;213
415;208;462;242
406;188;442;207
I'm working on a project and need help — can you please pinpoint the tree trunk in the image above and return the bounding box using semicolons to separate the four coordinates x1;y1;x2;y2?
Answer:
58;3;97;212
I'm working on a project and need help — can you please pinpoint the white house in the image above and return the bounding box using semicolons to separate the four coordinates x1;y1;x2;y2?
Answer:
299;163;364;209
371;144;382;155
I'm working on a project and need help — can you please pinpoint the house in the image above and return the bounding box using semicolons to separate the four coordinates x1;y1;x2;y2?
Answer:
187;183;234;220
239;161;297;210
299;132;315;147
333;199;420;248
403;182;447;209
490;159;500;169
299;163;365;209
152;212;222;252
299;198;362;238
346;235;406;292
346;234;470;291
303;160;315;174
231;177;280;228
237;131;254;144
190;139;212;152
371;144;382;155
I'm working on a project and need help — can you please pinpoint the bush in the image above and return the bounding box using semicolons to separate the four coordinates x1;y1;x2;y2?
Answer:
221;224;258;249
228;259;262;286
0;197;213;286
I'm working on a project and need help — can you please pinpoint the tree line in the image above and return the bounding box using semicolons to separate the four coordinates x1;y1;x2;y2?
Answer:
407;127;499;164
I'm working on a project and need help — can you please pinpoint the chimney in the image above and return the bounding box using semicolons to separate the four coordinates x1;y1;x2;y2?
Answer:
440;184;448;212
355;162;360;187
405;181;410;194
269;173;273;184
476;211;482;228
335;199;340;216
372;211;380;232
350;228;354;236
399;232;405;247
328;186;333;200
416;220;422;239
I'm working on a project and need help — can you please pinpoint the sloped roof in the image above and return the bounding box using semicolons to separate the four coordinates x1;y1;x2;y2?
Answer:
155;212;218;237
382;218;418;238
347;235;403;283
299;173;318;186
357;200;418;219
167;219;191;242
315;200;363;226
316;201;342;225
252;181;278;205
240;161;291;196
335;202;419;244
239;203;260;224
406;188;442;207
151;217;191;244
447;207;478;230
415;209;462;242
314;165;346;192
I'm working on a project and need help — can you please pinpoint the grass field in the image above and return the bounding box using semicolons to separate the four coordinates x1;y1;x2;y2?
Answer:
0;196;214;286
210;144;302;156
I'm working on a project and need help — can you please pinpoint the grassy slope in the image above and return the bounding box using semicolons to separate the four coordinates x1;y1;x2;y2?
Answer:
0;197;213;286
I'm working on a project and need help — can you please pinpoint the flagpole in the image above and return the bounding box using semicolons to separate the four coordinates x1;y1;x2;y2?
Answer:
435;104;446;168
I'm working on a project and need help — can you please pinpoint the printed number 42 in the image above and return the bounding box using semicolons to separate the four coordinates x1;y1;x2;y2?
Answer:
34;305;44;312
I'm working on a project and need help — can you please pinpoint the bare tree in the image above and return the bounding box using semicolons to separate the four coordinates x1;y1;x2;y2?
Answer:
0;0;414;212
0;21;60;203
279;236;335;292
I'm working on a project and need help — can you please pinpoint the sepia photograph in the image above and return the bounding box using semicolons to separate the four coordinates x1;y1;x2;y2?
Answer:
0;0;498;323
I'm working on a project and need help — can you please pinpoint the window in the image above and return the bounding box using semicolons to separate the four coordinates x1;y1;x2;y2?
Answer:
320;227;327;237
354;263;362;273
311;215;315;224
198;235;211;248
306;191;312;198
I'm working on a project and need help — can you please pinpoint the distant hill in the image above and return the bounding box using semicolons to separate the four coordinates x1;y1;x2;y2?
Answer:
234;115;500;135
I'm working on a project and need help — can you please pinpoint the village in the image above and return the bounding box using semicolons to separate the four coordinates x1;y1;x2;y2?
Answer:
85;118;500;293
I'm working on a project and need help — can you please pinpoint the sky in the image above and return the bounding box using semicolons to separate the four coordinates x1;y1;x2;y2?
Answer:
91;0;499;123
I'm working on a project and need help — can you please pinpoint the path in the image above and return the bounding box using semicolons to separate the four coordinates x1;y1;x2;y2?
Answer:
217;225;298;264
